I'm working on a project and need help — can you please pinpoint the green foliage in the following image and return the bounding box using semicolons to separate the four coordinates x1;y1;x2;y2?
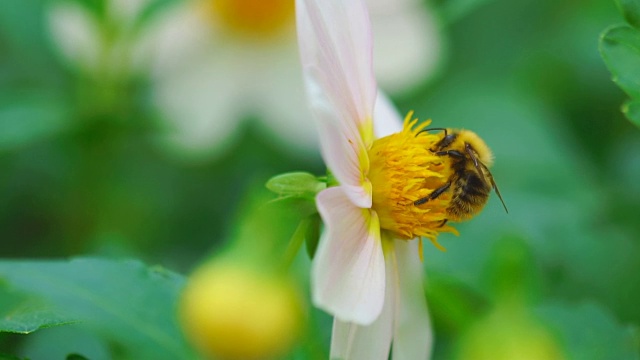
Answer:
600;25;640;99
623;99;640;126
0;258;195;360
616;0;640;29
266;172;326;200
0;285;75;334
0;96;72;152
304;214;321;259
537;302;640;359
600;0;640;127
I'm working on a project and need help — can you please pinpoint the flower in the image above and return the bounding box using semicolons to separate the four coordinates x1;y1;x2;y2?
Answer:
48;0;443;159
297;0;454;358
179;258;304;360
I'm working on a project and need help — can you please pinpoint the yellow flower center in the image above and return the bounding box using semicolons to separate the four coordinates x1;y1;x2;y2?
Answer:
368;112;457;250
206;0;295;39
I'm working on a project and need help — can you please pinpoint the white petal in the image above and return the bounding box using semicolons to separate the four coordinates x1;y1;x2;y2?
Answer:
374;92;403;138
392;240;433;360
313;187;385;325
254;41;321;154
47;2;102;73
135;2;214;76
152;52;243;159
297;0;377;190
371;2;442;93
331;240;397;360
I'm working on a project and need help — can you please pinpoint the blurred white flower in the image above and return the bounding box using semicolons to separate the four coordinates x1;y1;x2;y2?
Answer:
47;0;441;158
297;0;452;358
47;0;150;80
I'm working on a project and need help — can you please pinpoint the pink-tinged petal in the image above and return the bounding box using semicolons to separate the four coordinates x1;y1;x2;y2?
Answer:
374;91;403;138
331;239;397;360
313;187;385;325
316;112;372;208
297;0;377;187
392;240;433;360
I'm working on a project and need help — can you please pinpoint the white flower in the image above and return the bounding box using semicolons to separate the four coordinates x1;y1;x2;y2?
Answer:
297;0;455;358
47;0;442;159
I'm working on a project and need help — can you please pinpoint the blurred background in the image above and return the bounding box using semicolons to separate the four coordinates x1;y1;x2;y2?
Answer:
1;0;639;358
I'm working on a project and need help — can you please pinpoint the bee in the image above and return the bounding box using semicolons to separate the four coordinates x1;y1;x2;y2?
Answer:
414;128;508;223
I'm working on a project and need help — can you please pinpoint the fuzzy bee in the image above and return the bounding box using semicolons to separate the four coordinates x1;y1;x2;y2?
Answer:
414;128;508;223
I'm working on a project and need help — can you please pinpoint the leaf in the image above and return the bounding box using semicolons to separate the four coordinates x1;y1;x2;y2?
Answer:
622;99;640;127
0;284;76;334
536;302;639;360
600;25;640;99
266;172;326;199
617;0;640;29
305;214;321;259
0;258;196;360
0;95;72;152
66;354;90;360
0;353;27;360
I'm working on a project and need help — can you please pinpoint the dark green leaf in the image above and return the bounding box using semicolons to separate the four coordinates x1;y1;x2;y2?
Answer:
0;353;27;360
0;258;196;360
600;25;640;99
617;0;640;29
305;214;321;259
0;284;76;334
66;354;90;360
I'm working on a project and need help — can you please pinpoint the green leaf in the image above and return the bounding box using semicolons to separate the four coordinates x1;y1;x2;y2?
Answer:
600;25;640;99
0;284;76;334
305;214;321;259
0;258;196;360
66;354;90;360
0;95;72;152
266;172;326;199
623;99;640;127
0;353;27;360
617;0;640;29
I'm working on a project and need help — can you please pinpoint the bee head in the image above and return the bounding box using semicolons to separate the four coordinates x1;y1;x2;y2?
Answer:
454;129;494;166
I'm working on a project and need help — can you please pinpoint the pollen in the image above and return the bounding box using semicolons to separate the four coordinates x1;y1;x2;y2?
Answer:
368;112;457;250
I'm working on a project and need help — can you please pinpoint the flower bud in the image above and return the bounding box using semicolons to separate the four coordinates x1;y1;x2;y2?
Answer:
179;260;303;360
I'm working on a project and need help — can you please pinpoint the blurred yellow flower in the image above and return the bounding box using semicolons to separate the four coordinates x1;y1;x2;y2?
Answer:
456;303;565;360
179;259;304;360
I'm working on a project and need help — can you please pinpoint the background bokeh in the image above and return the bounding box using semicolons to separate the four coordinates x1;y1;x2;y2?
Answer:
1;0;639;358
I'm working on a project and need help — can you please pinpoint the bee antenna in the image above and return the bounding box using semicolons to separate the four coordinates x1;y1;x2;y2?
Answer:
475;149;509;214
416;128;448;137
493;181;509;214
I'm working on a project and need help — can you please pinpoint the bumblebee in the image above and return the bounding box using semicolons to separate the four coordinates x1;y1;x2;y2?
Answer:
414;128;508;222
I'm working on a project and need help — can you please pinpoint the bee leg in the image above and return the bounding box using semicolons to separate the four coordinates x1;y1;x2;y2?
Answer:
437;219;448;227
414;182;451;206
435;150;465;158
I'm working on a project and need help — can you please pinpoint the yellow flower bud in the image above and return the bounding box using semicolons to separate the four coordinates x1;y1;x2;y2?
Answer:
179;260;304;360
456;304;564;360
